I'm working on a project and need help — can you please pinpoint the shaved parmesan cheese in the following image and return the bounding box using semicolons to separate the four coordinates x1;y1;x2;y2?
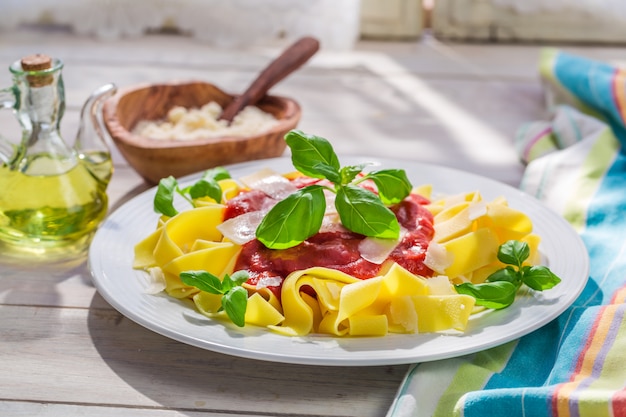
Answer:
468;200;487;220
319;212;349;233
144;267;167;294
217;210;266;244
442;193;466;208
256;276;283;289
239;167;297;199
318;192;348;234
388;296;419;333
423;241;453;274
324;190;337;214
426;275;456;295
358;230;404;264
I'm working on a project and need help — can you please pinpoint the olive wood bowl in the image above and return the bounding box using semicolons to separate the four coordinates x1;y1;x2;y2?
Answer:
102;81;301;184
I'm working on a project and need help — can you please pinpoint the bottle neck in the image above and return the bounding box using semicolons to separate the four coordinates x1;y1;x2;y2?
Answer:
21;77;65;135
16;61;72;161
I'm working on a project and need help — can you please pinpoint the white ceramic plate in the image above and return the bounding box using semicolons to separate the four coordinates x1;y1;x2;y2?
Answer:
89;157;589;366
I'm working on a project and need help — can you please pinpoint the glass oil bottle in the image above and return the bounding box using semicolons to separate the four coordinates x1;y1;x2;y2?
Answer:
0;54;117;262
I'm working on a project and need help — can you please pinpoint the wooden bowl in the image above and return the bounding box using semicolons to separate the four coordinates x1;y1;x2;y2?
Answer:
102;81;301;184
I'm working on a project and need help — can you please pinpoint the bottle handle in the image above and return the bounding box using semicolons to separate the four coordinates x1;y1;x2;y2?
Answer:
74;83;117;154
0;85;16;109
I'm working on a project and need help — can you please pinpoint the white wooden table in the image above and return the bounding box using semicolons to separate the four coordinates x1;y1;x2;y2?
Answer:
2;27;625;416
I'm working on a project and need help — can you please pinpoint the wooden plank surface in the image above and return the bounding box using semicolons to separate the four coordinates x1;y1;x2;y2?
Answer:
0;402;255;417
1;303;406;416
2;25;626;417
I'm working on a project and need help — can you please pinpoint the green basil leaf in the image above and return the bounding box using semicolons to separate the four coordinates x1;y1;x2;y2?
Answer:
366;169;413;205
222;286;248;327
455;281;519;310
312;162;341;184
256;185;326;249
285;130;340;179
498;240;530;268
189;179;223;202
230;270;250;286
178;185;192;195
221;274;235;292
335;185;399;239
154;176;179;217
522;265;562;291
486;265;520;284
180;270;223;294
341;164;369;185
202;167;231;182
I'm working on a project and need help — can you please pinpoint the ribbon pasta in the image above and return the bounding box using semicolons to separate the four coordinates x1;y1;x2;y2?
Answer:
272;264;475;337
133;178;541;337
423;190;541;284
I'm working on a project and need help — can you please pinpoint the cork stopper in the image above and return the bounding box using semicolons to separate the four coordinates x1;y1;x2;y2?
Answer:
21;54;53;87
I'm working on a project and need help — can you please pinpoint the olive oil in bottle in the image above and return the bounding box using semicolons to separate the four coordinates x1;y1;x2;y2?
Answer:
0;151;112;258
0;54;116;262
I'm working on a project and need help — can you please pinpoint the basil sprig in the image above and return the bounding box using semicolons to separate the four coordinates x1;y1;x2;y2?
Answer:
180;270;249;327
153;167;231;216
455;240;561;309
256;130;413;249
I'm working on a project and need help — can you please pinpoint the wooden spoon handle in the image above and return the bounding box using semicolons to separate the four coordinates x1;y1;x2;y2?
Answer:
219;36;320;122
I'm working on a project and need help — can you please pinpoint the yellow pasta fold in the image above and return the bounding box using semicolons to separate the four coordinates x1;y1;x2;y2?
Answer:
152;226;185;267
245;293;285;327
243;285;283;314
425;191;541;281
521;233;542;265
412;294;475;332
193;291;226;317
433;203;473;243
274;267;359;336
311;278;345;312
426;190;481;217
161;205;224;251
412;184;432;199
134;204;232;298
442;228;500;279
337;276;383;322
162;242;241;278
318;311;348;336
349;314;388;336
480;200;533;242
380;263;430;299
300;292;323;330
273;264;476;337
193;290;284;327
133;226;163;269
163;270;200;299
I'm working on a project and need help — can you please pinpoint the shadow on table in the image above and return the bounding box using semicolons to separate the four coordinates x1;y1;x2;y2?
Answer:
0;256;90;341
86;292;406;417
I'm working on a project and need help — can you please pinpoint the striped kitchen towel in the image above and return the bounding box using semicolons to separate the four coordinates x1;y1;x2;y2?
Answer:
387;49;626;417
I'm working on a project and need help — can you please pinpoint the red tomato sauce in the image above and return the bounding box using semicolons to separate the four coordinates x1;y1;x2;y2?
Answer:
224;177;435;299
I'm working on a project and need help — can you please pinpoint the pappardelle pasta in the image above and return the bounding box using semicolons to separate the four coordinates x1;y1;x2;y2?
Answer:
133;130;559;337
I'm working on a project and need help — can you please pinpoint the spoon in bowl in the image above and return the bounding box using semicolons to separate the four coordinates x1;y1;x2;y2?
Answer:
219;36;320;123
